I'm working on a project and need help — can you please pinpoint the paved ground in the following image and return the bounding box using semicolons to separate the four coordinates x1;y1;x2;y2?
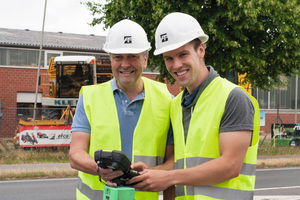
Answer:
1;155;300;171
1;156;300;200
0;163;71;171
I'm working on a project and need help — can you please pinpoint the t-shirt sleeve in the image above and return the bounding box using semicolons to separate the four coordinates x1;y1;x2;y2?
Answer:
219;87;254;133
71;93;91;133
167;93;174;145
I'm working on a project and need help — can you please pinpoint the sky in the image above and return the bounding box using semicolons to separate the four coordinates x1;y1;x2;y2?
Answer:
0;0;108;36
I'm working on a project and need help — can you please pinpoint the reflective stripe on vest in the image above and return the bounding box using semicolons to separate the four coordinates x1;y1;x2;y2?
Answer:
175;185;254;200
171;77;260;200
77;176;103;200
134;155;165;167
175;157;256;176
77;77;171;200
76;175;158;200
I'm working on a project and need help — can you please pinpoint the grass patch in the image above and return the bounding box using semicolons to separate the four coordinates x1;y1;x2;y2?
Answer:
0;167;78;180
0;137;300;180
258;138;300;156
257;157;300;168
0;147;69;165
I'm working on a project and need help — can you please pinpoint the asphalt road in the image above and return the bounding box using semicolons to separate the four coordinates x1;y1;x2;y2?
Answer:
255;167;300;197
1;167;300;200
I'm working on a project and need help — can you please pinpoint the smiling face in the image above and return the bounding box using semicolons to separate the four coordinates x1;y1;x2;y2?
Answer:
163;41;208;93
110;52;148;91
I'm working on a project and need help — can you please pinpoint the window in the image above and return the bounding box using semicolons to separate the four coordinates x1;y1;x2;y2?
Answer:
253;75;300;110
0;48;44;67
17;92;43;119
63;52;106;61
17;103;42;119
45;51;62;68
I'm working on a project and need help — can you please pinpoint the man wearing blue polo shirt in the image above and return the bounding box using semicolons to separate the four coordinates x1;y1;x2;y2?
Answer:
69;19;174;200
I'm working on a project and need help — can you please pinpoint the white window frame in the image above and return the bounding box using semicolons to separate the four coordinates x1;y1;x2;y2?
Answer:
44;50;63;68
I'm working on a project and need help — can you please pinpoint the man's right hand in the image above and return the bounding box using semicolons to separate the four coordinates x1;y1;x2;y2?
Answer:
99;167;123;186
131;161;150;172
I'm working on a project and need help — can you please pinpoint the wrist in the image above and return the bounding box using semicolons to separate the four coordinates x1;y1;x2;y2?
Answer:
166;170;177;186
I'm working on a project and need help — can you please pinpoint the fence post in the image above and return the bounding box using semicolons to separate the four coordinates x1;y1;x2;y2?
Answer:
0;100;8;151
0;100;3;126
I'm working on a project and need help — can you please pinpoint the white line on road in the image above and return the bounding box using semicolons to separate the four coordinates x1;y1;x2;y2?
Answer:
254;196;300;200
0;177;77;183
257;167;300;171
255;185;300;191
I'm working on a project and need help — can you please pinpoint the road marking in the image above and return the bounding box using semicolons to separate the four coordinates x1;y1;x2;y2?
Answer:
257;167;300;171
0;177;77;183
254;196;300;200
255;185;300;191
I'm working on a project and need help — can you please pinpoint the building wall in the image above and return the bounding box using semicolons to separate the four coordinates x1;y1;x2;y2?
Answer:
260;111;300;134
0;67;47;137
0;67;299;138
0;69;182;138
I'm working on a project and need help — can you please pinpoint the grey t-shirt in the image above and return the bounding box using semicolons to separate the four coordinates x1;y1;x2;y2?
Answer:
181;66;254;141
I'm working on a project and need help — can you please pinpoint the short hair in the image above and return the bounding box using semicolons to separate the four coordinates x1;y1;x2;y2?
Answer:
143;50;149;58
190;38;202;51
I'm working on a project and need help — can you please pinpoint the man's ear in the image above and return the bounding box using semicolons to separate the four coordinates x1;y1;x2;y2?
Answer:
198;43;205;59
143;54;149;69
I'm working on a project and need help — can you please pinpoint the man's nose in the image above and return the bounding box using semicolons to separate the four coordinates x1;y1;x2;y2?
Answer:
121;57;130;68
173;57;182;69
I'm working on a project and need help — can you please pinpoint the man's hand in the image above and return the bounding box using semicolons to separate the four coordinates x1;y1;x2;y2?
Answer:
126;169;172;192
131;161;150;172
99;167;123;186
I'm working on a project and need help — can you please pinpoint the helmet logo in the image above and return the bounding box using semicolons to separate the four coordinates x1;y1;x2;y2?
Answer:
160;33;168;43
124;36;132;44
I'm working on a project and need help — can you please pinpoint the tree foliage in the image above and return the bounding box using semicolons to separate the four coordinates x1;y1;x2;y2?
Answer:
84;0;299;90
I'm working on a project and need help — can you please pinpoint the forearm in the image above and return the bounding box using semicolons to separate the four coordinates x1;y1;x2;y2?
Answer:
69;131;98;175
168;156;239;187
152;154;174;170
169;131;251;186
152;144;174;170
69;149;98;175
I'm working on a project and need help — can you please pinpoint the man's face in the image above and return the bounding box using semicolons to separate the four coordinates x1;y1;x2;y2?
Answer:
110;53;148;90
163;42;205;93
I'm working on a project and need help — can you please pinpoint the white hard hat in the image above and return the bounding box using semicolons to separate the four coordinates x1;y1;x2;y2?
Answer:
103;19;151;54
154;12;209;55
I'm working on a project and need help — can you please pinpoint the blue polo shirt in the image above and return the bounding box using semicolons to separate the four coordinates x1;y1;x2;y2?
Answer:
71;78;173;161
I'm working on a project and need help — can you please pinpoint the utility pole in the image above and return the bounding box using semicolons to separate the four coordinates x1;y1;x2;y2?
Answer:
295;72;298;123
33;0;47;125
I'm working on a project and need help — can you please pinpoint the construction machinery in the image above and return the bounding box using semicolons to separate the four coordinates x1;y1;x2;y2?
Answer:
219;70;252;94
271;123;300;147
41;55;112;119
14;55;112;148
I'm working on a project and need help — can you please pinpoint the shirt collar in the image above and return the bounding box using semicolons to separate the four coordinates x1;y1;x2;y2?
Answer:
181;66;219;108
111;78;119;92
111;78;145;100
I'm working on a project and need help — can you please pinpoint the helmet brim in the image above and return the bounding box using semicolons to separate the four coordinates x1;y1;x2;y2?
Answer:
154;35;208;55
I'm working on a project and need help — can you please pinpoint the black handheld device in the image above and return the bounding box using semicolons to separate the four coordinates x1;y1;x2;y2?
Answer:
94;149;140;186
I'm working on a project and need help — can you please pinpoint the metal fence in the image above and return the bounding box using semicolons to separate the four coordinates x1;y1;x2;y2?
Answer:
0;106;72;138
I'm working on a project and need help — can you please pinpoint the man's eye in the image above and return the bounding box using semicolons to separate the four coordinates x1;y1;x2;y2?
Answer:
180;53;188;57
113;56;122;60
130;55;138;60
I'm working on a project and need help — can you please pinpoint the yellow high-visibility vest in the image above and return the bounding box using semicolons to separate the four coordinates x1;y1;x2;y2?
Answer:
76;77;171;200
171;77;260;200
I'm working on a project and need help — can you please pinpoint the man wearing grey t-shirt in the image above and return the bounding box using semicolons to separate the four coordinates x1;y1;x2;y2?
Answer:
128;12;260;200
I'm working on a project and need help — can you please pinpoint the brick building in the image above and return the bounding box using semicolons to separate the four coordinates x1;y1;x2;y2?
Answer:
0;28;181;137
0;28;299;138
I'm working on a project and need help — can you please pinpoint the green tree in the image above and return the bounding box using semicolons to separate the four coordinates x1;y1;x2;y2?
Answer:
84;0;299;90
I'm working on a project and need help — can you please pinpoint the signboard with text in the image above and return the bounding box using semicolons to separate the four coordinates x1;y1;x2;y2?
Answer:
18;125;71;147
